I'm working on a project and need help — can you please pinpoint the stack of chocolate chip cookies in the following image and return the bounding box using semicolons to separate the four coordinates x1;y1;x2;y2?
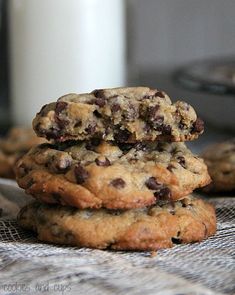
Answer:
16;87;216;251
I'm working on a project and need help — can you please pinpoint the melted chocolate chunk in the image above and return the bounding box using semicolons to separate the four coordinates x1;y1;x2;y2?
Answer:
143;95;151;99
74;164;89;184
95;157;111;166
178;121;185;130
147;105;160;122
118;143;134;152
74;120;82;128
110;178;126;189
93;110;102;118
85;124;97;135
45;128;60;140
55;140;79;151
155;91;165;98
192;118;204;133
154;187;171;200
94;97;106;107
167;164;175;172
85;138;102;151
144;123;151;133
158;124;172;135
92;89;105;98
171;237;182;244
177;156;186;168
111;103;121;112
55;101;68;114
145;177;161;190
114;129;131;142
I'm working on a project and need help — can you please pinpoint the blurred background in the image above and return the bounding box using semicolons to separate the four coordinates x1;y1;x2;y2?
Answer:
0;0;235;141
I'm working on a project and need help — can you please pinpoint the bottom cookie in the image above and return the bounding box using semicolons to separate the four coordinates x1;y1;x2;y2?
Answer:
17;196;216;251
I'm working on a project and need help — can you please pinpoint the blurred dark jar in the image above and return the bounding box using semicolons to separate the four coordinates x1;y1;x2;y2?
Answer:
175;58;235;132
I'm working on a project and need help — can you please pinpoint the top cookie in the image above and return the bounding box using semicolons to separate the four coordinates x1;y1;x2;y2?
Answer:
33;87;204;143
202;138;235;192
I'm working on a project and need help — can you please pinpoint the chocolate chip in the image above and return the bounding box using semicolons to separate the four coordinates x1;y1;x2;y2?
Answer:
74;120;82;128
171;237;182;244
154;187;171;200
92;89;105;98
44;128;60;140
145;177;161;190
143;95;151;99
177;156;186;168
167;164;175;172
54;102;69;129
144;123;151;133
114;129;131;142
110;178;126;189
147;105;160;121
111;103;121;112
94;97;106;107
154;115;164;125
95;157;111;166
161;125;172;135
85;124;96;135
55;101;68;114
56;140;78;151
74;164;89;184
192;118;204;133
93;110;102;118
155;91;165;98
118;143;134;152
178;121;185;130
85;138;101;151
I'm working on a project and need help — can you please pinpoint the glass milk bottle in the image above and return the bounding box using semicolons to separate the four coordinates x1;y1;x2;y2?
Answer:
8;0;126;126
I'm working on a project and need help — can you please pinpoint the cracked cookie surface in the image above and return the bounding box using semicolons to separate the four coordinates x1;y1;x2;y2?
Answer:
202;139;235;192
33;87;204;143
0;127;45;179
15;140;211;209
17;196;216;251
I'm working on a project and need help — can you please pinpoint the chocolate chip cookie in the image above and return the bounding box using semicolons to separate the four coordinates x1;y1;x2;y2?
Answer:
17;196;216;250
33;87;204;143
15;140;211;209
0;127;45;179
202;139;235;192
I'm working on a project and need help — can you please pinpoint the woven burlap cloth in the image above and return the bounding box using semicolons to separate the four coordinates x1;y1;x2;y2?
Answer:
0;179;234;295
